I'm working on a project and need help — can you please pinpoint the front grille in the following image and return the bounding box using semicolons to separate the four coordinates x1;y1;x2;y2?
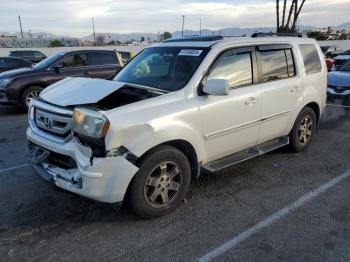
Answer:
31;101;73;141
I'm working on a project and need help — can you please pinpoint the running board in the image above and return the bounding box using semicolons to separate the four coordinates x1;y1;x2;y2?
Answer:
202;137;289;173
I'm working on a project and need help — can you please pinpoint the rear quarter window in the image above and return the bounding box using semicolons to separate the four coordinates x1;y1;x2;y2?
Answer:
299;44;322;74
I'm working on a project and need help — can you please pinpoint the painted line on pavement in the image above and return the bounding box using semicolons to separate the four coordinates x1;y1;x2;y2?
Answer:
198;168;350;262
0;163;30;174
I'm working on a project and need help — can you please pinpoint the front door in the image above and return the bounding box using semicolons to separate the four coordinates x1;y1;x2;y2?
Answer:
199;47;261;162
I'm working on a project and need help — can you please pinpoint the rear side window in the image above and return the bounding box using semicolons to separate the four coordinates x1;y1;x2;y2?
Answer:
207;52;253;89
0;59;7;68
60;54;88;68
259;49;295;82
89;53;118;66
299;44;322;74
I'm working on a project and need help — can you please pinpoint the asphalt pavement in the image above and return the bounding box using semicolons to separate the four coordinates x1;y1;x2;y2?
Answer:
0;105;349;262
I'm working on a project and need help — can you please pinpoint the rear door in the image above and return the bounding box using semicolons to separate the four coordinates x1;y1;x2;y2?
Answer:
256;44;302;143
87;52;121;79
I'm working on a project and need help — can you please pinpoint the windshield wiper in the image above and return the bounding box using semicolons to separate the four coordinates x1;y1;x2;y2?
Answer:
124;83;169;94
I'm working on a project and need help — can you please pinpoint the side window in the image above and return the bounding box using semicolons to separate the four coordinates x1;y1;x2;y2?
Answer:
259;49;289;82
285;49;295;77
89;53;117;66
59;54;88;68
34;52;45;59
4;58;18;67
0;59;7;68
299;44;322;74
207;52;253;89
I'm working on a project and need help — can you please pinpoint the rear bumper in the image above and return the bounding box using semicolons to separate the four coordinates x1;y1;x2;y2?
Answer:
27;127;139;203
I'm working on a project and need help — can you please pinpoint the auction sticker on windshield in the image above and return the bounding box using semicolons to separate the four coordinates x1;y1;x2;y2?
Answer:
178;49;203;56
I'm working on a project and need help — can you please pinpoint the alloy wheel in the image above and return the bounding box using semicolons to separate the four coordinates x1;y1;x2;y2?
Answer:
298;115;313;145
26;90;40;107
144;161;182;208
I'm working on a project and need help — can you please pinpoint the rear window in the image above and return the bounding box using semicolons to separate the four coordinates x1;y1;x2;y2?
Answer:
299;44;322;74
89;52;117;66
259;49;295;82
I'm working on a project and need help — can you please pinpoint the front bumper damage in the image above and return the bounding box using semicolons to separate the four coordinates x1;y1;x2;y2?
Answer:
26;127;139;203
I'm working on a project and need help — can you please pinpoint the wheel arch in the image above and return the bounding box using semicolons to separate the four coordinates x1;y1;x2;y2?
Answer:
18;82;47;101
304;101;321;125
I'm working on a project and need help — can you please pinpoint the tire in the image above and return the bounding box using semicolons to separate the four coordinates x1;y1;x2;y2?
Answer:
289;107;316;152
20;86;44;111
128;145;191;219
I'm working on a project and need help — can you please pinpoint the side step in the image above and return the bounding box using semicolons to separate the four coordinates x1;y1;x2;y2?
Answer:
202;136;289;173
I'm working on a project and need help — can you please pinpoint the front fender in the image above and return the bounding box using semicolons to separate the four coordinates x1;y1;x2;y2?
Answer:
105;121;206;162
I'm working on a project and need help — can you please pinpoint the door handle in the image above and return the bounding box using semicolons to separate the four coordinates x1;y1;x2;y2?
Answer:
245;97;257;105
291;86;301;93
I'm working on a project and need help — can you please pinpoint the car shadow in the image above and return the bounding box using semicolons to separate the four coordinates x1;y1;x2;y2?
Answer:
0;105;24;116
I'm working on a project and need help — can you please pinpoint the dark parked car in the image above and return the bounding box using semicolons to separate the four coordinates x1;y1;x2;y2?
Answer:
9;50;47;63
0;50;122;110
0;57;33;73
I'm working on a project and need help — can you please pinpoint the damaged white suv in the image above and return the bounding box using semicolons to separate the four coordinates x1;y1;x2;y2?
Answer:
27;36;327;218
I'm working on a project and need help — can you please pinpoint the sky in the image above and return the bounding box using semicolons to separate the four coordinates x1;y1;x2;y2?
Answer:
0;0;349;37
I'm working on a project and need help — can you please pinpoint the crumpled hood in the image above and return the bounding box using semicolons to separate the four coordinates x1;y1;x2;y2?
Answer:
40;77;125;106
328;71;350;87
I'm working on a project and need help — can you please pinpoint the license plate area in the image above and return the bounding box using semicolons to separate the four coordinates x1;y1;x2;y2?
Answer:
28;146;50;164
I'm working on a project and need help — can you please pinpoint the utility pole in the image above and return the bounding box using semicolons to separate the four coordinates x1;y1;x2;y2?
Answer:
18;15;24;38
199;18;202;35
181;15;185;37
92;17;96;43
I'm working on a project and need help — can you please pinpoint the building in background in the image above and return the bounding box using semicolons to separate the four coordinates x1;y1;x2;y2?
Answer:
3;37;80;48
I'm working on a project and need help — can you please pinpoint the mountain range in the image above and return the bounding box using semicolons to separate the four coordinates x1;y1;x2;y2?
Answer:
2;22;350;42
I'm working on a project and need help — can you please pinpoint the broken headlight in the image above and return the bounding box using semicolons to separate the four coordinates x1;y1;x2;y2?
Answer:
73;107;110;139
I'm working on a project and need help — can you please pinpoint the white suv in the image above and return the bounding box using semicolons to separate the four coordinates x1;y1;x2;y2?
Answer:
27;36;327;218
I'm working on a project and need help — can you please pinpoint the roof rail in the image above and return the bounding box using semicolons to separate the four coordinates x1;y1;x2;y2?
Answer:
251;32;305;38
163;35;224;43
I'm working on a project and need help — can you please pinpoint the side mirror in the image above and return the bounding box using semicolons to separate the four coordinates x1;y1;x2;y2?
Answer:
203;79;230;96
54;63;63;73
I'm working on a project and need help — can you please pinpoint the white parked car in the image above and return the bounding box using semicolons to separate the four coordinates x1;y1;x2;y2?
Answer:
27;36;327;218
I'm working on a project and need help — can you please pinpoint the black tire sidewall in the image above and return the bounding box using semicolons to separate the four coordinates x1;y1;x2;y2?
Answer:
129;145;191;219
289;107;316;152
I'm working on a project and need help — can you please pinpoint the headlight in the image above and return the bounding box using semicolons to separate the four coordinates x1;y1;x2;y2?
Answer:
73;107;110;139
0;78;12;90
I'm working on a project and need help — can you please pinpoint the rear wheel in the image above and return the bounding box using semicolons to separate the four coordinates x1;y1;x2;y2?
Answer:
128;145;191;219
289;107;316;152
20;86;43;111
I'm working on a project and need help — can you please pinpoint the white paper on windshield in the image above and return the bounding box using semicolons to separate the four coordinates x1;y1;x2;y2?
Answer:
178;49;203;56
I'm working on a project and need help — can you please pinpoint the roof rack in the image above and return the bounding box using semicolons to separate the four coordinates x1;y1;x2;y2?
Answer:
251;32;305;38
163;35;224;43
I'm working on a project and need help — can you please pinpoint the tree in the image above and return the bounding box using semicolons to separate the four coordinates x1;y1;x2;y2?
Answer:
140;36;145;42
162;31;172;40
96;35;106;46
306;31;328;41
49;39;64;47
276;0;306;33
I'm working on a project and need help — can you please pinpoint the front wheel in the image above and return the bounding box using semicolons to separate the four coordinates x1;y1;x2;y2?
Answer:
20;86;44;111
128;145;191;219
289;107;316;152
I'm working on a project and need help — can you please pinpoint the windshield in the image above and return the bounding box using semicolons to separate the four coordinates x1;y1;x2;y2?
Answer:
114;47;209;92
32;52;65;69
321;46;330;53
338;60;350;72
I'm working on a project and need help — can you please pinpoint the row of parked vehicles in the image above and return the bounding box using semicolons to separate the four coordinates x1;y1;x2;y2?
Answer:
0;36;348;218
0;50;132;110
320;45;350;106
